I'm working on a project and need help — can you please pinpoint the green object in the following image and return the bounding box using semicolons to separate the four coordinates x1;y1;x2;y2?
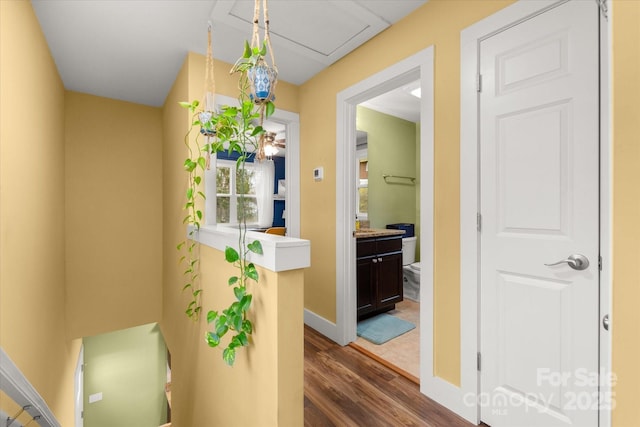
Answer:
177;38;275;366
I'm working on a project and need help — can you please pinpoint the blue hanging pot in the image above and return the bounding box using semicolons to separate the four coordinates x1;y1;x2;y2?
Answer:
248;61;277;103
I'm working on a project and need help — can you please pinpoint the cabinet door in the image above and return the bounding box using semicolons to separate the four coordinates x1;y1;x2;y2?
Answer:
376;252;403;307
356;256;376;318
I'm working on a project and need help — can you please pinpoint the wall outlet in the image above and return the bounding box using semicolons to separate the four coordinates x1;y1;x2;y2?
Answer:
313;167;324;181
88;392;103;403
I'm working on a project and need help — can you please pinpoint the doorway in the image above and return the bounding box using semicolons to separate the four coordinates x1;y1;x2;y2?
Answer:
460;0;612;426
351;85;422;380
335;46;434;391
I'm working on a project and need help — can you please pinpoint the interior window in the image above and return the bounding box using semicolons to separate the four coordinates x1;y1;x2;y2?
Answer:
216;160;258;224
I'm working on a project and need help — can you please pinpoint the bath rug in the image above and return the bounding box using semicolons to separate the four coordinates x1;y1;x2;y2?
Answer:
357;313;415;345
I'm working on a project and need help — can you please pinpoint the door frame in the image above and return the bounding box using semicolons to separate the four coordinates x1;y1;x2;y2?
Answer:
460;0;612;425
334;47;434;362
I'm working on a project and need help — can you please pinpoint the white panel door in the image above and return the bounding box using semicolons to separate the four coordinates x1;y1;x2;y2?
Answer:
479;2;599;426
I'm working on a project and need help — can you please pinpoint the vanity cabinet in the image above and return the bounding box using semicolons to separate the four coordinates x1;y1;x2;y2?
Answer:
356;235;403;319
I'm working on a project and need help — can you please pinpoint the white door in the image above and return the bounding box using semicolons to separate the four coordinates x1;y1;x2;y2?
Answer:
479;1;599;426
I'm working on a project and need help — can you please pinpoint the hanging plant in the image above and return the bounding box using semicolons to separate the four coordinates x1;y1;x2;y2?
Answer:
178;2;278;365
177;98;210;320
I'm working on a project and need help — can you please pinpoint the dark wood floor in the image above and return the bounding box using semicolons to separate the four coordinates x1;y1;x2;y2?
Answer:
304;326;477;427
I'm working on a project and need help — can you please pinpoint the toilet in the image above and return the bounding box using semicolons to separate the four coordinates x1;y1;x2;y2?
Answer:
401;236;420;302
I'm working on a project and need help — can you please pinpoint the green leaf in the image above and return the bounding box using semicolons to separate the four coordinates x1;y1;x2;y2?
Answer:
193;289;202;297
192;100;200;108
179;101;192;109
186;187;194;200
240;294;253;311
182;283;192;291
197;156;206;170
260;41;267;56
245;264;259;282
223;107;238;117
243;40;251;58
247;240;263;254
223;347;236;366
196;210;203;220
233;314;243;331
265;101;276;118
177;242;185;250
242;319;253;334
194;176;202;185
225;246;240;263
231;335;242;348
216;316;229;336
184;159;196;172
197;191;206;199
206;332;220;347
250;126;264;137
234;286;245;300
186;308;193;317
228;276;239;286
237;331;249;346
207;310;218;324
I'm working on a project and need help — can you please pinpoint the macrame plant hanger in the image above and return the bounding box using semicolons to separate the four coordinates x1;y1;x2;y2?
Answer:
250;0;278;161
202;21;216;169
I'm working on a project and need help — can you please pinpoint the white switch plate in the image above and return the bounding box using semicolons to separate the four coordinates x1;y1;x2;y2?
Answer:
89;392;103;403
313;167;324;181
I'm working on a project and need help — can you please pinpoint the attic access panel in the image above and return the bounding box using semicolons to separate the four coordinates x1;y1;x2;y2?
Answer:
211;0;389;65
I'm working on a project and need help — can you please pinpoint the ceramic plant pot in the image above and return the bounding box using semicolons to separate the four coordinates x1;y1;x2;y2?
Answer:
248;62;277;103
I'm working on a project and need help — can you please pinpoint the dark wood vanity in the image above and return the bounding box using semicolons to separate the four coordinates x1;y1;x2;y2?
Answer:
355;230;404;320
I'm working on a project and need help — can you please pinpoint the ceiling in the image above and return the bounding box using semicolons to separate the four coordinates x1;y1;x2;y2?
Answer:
32;0;427;109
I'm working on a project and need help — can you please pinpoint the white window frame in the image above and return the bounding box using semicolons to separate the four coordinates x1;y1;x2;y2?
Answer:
216;159;258;225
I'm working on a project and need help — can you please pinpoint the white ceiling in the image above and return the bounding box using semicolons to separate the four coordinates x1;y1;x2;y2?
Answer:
31;0;427;108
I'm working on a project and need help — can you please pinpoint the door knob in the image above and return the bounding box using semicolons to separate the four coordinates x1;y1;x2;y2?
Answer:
545;254;590;271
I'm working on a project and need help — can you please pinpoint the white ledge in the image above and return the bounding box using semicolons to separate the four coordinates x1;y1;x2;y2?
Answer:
188;225;310;272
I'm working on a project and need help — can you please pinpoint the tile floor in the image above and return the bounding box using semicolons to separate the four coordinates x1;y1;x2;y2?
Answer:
354;299;420;380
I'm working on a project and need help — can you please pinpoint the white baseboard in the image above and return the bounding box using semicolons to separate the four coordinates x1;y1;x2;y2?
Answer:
304;309;340;344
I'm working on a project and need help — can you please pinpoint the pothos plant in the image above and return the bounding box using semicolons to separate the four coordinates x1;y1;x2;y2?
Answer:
178;40;276;366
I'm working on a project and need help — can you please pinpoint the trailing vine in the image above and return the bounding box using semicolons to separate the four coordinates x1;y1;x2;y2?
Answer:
178;40;276;366
177;101;208;320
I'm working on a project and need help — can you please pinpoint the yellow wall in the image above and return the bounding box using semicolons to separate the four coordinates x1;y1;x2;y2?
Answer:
611;1;640;425
299;0;515;385
64;91;163;339
0;1;80;424
161;53;303;426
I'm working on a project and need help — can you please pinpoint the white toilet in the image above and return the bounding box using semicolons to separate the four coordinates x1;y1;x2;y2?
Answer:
401;236;420;302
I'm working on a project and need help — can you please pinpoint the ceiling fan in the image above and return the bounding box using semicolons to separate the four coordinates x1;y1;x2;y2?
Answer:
265;131;286;148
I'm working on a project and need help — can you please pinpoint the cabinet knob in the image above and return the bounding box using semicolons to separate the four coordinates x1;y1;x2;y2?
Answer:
372;258;378;264
378;257;383;262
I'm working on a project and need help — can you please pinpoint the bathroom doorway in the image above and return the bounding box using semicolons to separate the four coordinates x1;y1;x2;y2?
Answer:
335;46;434;394
351;84;422;381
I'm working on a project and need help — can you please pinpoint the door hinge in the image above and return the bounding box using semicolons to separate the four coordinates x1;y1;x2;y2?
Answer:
477;213;482;232
476;74;482;92
596;0;608;20
477;352;481;371
599;255;602;271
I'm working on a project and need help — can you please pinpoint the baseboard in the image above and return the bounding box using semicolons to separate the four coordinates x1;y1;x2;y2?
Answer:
304;309;339;344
